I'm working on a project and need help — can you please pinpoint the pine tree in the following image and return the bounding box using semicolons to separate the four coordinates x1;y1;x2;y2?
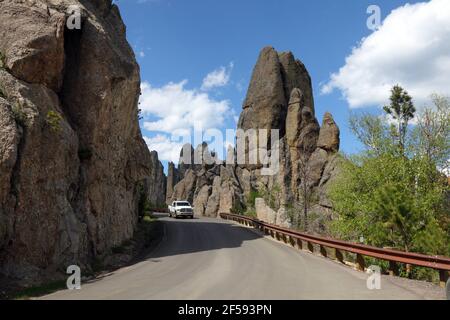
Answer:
383;85;416;154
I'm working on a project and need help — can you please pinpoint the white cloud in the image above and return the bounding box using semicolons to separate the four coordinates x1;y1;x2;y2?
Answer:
201;63;234;91
322;0;450;108
140;79;234;162
140;80;231;133
138;51;145;58
144;135;184;163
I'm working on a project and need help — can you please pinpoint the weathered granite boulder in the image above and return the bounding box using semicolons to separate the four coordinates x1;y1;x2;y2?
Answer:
193;185;211;216
166;162;180;204
146;151;166;207
317;112;340;152
0;0;164;284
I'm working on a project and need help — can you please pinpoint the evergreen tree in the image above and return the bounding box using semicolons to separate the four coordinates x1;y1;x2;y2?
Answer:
383;85;416;154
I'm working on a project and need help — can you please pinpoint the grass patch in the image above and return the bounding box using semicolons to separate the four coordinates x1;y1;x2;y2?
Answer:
11;280;66;300
244;209;257;219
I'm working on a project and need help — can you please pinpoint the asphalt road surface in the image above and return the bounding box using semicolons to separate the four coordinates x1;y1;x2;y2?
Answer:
43;215;443;300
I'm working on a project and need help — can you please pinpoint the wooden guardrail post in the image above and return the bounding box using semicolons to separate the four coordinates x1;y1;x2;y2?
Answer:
335;248;344;264
289;236;296;247
296;238;303;250
356;254;366;271
388;261;398;276
320;245;328;258
446;277;450;300
439;270;449;288
307;241;314;253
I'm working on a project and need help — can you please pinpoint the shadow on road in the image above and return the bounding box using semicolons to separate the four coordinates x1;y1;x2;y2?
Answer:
146;217;262;260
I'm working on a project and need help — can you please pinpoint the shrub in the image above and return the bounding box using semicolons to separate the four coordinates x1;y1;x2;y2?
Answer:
46;110;63;132
246;190;261;208
231;201;245;215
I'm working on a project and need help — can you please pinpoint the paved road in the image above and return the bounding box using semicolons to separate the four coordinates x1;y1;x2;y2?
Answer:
43;216;442;300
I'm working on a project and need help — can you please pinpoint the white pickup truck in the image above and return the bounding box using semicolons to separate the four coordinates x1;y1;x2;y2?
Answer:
168;201;194;219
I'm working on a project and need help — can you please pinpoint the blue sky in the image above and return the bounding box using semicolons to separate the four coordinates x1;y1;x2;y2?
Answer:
113;0;450;172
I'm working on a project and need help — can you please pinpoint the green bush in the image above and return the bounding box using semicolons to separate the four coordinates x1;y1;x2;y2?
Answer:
329;89;449;281
46;110;63;132
246;190;261;208
231;201;245;215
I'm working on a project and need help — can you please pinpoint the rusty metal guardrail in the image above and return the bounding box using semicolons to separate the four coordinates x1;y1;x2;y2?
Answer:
220;212;450;288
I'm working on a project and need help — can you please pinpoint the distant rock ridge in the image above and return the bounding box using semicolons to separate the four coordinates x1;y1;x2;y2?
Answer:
167;47;340;232
0;0;166;284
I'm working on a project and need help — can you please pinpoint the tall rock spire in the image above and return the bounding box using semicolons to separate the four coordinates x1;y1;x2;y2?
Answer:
238;46;287;135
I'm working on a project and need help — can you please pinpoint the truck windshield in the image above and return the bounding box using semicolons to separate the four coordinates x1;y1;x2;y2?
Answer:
176;202;190;206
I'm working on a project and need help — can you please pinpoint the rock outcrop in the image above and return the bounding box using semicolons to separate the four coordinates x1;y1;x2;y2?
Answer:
166;162;180;204
146;151;166;207
0;0;165;284
169;47;340;232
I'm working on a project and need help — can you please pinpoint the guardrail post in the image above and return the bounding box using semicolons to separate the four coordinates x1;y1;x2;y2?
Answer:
439;270;449;288
446;277;450;300
289;236;295;247
296;239;303;250
356;254;365;271
320;245;327;258
307;241;314;253
335;249;344;264
388;261;398;276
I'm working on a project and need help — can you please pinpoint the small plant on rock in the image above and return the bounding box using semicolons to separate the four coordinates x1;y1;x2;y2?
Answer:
46;110;63;132
12;103;27;127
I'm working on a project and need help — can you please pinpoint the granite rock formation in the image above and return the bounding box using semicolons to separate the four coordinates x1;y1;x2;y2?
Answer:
168;47;340;232
0;0;165;284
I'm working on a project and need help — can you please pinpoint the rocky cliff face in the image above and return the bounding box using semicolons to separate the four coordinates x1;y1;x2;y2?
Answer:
0;0;164;284
167;47;340;232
